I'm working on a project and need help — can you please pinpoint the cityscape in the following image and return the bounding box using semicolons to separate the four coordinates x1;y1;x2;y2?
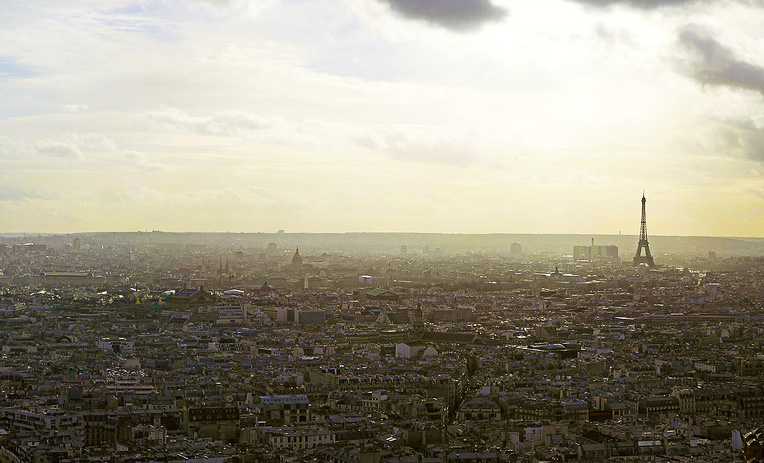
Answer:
0;194;761;462
3;0;764;462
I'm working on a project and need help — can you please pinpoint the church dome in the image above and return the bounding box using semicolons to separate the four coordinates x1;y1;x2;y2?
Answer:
292;246;303;266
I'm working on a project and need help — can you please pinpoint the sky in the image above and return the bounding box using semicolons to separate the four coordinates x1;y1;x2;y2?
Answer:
1;0;764;236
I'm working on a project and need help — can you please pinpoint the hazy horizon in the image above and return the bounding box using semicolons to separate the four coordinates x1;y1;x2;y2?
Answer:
4;230;764;257
3;230;764;240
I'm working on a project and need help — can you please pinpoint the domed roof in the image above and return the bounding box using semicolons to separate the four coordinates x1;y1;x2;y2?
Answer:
292;246;303;265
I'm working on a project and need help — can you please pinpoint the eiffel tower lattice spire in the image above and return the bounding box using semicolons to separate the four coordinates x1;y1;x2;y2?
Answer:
633;192;655;267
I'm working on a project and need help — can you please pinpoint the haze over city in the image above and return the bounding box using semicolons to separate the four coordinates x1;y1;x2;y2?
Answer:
2;0;764;235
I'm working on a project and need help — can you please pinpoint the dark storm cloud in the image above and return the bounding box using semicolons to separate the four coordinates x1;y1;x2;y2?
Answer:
377;0;508;31
679;26;764;95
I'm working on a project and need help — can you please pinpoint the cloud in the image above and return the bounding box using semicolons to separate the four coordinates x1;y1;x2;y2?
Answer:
376;0;508;31
0;135;85;160
33;140;86;160
190;0;231;5
568;0;700;9
720;118;764;162
593;22;635;46
124;150;153;167
63;104;89;113
679;25;764;95
748;187;764;201
192;0;252;6
66;133;119;152
0;133;153;167
0;178;57;202
140;106;501;166
142;107;298;138
187;0;279;16
355;125;486;165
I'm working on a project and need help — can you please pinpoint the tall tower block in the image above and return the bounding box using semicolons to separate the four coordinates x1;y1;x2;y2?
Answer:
633;193;655;267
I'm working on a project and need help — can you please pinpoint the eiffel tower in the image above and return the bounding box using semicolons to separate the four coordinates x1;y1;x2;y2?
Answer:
633;193;655;267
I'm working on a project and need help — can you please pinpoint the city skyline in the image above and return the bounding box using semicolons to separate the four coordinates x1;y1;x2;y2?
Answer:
2;1;764;235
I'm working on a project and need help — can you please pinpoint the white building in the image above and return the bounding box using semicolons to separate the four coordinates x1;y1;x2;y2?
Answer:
215;303;250;325
395;342;426;359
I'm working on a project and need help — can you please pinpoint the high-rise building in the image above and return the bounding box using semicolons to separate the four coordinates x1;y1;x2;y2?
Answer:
574;244;619;261
510;242;523;255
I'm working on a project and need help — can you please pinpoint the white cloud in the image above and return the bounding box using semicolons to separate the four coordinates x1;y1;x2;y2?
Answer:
63;104;89;113
141;107;303;143
0;132;157;169
138;106;508;166
0;135;85;160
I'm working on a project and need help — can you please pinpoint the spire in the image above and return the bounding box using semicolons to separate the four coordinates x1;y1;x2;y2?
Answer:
292;246;303;266
633;192;655;267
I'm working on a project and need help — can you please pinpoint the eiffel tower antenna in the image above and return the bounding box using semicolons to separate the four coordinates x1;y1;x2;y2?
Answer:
633;192;655;267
